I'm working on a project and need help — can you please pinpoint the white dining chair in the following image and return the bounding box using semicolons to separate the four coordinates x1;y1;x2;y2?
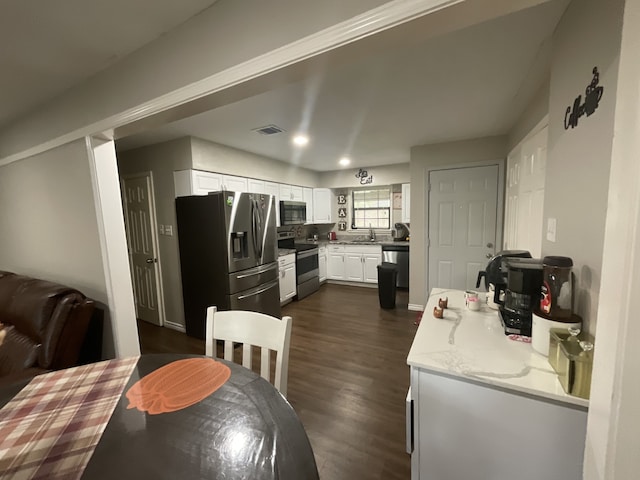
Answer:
205;307;292;397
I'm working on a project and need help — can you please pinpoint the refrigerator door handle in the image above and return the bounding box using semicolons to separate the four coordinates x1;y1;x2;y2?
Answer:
235;262;278;279
237;279;279;300
251;198;259;260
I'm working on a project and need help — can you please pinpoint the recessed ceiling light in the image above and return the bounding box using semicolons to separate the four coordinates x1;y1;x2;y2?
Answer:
292;134;309;147
339;156;351;166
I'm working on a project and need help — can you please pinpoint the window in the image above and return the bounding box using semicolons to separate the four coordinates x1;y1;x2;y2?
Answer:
352;188;391;229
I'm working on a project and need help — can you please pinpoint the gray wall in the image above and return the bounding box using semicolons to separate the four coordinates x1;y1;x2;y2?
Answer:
508;79;550;151
117;137;193;329
191;137;320;187
409;136;508;308
0;139;113;356
542;0;623;335
318;163;410;188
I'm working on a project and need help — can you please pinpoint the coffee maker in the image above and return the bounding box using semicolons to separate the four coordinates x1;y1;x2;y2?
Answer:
495;259;543;336
393;223;410;241
476;250;532;308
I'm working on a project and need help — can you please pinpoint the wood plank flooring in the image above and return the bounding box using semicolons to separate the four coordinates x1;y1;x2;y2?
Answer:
137;283;419;480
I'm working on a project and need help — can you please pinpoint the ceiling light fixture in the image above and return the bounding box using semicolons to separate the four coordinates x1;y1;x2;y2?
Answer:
292;134;309;147
339;156;351;166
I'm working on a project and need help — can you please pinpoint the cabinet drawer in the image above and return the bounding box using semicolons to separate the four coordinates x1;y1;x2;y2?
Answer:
278;253;295;268
327;245;344;253
344;245;381;254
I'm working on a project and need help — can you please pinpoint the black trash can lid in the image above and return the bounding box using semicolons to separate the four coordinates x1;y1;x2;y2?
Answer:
377;262;397;270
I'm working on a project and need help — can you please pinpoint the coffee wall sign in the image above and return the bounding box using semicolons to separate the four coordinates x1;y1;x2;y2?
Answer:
355;168;373;185
564;66;604;130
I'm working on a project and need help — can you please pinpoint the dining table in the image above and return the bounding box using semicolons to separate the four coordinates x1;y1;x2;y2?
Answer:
0;353;319;480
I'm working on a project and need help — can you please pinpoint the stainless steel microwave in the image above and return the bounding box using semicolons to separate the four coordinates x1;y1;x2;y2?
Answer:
279;201;307;225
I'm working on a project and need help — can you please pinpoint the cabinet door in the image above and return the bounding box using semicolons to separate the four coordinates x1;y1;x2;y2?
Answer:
363;254;381;283
313;188;333;223
222;175;248;192
283;264;297;301
402;183;411;223
319;253;327;282
327;253;345;280
279;184;292;200
291;186;304;201
345;254;364;282
264;181;280;227
175;170;223;197
248;178;265;194
303;188;314;223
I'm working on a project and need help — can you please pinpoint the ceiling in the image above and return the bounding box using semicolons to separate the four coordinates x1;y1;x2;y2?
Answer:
116;1;569;171
0;0;220;128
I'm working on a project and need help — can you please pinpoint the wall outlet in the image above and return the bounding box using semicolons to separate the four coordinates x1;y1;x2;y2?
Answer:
546;218;557;242
159;224;165;235
165;225;173;236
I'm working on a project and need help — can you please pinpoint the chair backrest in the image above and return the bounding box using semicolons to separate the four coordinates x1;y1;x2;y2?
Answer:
205;307;292;397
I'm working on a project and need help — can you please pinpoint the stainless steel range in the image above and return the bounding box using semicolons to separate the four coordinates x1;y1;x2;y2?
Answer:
278;232;320;300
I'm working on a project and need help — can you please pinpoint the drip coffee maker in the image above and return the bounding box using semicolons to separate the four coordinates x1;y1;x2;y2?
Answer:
495;259;543;336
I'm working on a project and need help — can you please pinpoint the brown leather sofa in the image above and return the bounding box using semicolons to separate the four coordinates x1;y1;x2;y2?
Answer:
0;271;95;387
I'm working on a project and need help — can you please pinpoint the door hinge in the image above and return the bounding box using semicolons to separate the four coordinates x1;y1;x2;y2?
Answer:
427;183;431;192
427;238;431;247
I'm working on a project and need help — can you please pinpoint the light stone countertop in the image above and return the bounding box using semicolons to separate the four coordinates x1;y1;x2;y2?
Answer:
407;288;589;408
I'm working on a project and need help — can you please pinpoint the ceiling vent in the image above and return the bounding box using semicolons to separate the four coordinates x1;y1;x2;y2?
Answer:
253;124;285;135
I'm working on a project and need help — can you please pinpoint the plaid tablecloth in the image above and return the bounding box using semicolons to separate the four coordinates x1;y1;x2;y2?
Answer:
0;357;139;480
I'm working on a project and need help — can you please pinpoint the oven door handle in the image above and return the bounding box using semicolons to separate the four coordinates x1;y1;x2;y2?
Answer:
297;248;319;260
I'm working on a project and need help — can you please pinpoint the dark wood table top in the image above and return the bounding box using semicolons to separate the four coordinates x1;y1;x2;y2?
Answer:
0;354;319;480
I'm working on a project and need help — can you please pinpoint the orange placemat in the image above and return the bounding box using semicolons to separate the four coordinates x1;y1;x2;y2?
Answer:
126;357;230;414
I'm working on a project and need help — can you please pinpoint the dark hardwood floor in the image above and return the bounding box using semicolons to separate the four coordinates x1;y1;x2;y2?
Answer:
137;283;419;480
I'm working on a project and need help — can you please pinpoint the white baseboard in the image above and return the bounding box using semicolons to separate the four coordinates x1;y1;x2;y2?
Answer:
326;280;377;289
408;304;424;311
164;321;186;333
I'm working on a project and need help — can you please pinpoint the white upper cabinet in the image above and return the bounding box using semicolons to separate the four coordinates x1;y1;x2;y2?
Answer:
279;184;304;201
313;188;333;223
247;178;265;194
303;188;313;224
402;183;411;223
222;174;248;192
264;181;281;227
174;170;223;197
279;184;292;201
291;186;304;201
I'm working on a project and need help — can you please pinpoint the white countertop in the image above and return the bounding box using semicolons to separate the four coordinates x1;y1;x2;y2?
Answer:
407;288;589;408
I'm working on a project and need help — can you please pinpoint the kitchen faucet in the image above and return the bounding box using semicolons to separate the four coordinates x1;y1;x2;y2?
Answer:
369;225;376;241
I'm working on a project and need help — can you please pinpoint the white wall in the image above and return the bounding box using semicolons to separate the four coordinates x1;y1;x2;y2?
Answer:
191;137;320;186
0;139;114;356
409;136;508;308
543;0;623;336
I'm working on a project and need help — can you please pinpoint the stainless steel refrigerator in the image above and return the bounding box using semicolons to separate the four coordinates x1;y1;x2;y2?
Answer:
176;191;280;339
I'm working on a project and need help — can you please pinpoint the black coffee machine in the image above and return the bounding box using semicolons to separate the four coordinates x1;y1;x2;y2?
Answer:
495;259;543;336
476;250;532;292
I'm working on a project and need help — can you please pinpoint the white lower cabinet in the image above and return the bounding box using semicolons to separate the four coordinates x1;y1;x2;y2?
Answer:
327;245;381;283
278;254;296;304
318;246;327;283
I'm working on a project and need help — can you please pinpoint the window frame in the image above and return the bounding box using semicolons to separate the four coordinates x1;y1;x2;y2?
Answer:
350;186;392;230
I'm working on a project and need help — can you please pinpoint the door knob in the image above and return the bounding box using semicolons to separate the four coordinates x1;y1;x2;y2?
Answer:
487;242;494;248
145;258;156;264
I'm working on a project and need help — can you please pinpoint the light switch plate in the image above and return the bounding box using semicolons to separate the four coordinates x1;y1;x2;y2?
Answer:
159;224;165;235
165;225;173;236
547;218;557;242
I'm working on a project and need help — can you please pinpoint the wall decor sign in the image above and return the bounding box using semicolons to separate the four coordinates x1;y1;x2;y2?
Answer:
338;221;347;231
337;194;347;205
564;66;604;130
338;207;347;218
355;168;373;185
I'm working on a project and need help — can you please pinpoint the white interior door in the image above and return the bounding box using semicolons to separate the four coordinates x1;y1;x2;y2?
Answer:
124;173;162;326
428;165;499;291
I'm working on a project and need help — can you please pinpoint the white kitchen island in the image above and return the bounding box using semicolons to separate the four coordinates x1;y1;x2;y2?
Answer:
407;288;588;480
